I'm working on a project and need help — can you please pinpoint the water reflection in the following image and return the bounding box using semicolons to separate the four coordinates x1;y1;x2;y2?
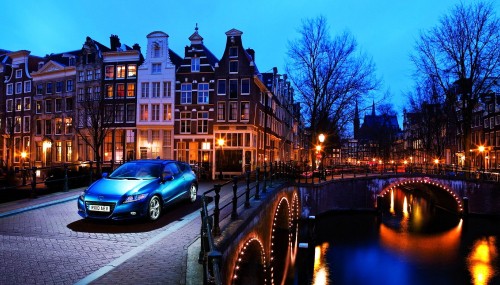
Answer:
312;243;330;285
467;237;498;285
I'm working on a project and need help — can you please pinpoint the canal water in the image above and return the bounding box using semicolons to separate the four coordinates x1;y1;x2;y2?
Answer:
291;187;500;285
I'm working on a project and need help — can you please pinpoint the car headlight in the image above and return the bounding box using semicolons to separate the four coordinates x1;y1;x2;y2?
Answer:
123;194;148;204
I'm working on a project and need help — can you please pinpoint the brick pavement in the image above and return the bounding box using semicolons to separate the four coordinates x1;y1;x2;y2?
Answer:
0;181;222;285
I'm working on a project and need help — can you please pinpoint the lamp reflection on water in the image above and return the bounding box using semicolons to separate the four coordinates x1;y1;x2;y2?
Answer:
467;237;498;285
312;243;330;285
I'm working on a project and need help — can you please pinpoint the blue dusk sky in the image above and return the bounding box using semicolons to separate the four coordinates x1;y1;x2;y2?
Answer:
2;0;499;118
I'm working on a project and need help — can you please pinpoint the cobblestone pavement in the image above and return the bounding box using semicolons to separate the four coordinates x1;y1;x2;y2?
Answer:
0;182;227;285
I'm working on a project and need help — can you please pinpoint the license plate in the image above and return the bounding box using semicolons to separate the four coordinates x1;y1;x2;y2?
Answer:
88;205;110;212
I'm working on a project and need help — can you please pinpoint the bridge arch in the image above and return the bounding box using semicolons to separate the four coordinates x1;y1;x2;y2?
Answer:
232;237;267;285
379;177;463;214
271;197;291;285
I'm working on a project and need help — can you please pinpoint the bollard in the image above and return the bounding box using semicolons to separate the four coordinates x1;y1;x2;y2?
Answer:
245;171;251;208
231;176;238;220
31;166;37;198
255;167;260;200
63;164;69;192
212;184;221;236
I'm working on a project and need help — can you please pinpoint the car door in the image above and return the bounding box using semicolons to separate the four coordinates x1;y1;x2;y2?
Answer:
160;162;184;203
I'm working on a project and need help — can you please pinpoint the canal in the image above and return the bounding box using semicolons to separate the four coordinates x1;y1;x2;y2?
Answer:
290;187;500;285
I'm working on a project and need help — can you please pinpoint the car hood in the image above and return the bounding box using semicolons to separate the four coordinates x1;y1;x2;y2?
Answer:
87;178;158;196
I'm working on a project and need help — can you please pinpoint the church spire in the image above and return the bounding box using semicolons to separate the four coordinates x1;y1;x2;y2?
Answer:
371;100;376;116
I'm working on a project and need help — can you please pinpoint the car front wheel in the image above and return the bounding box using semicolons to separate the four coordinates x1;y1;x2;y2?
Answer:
148;196;162;221
189;184;197;203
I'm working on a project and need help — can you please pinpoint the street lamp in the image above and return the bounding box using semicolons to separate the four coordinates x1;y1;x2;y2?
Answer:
217;138;225;181
478;145;485;173
21;151;27;185
318;133;325;180
434;158;439;174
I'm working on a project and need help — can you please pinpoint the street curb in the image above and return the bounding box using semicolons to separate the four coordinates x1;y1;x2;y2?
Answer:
0;195;79;218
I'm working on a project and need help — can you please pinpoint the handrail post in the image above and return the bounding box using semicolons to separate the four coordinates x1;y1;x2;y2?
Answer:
63;163;69;192
212;184;221;236
199;200;208;265
31;166;37;198
245;171;251;208
231;176;238;220
255;167;260;200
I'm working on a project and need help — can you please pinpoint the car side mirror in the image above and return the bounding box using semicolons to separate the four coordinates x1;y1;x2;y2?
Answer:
162;171;174;182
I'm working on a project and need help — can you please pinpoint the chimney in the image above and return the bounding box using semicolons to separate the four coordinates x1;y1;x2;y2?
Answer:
132;43;141;51
110;35;121;51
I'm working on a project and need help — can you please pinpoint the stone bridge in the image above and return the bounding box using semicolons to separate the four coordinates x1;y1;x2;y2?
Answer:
212;174;499;284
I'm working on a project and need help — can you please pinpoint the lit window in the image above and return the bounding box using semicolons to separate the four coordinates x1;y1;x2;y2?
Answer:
140;104;148;121
116;83;125;97
241;102;250;121
217;102;225;121
163;104;172;121
127;83;135;97
105;65;114;79
127;64;137;78
116;65;126;79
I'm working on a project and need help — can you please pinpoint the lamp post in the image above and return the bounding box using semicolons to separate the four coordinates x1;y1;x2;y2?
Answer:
217;138;225;181
434;158;439;175
21;151;27;185
318;133;325;181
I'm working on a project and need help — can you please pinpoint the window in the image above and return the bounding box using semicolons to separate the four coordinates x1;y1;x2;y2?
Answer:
105;65;114;79
229;79;238;98
6;99;13;112
141;82;149;98
86;70;93;81
116;84;125;97
241;78;250;94
115;105;124;123
229;102;238;121
229;60;238;73
229;47;238;57
35;120;42;135
55;98;62;112
23;116;30;133
65;118;72;134
15;69;22;78
45;119;52;135
14;117;21;133
55;118;63;135
35;101;42;114
181;83;192;104
24;81;31;93
94;86;100;100
56;81;63;93
152;104;160;121
217;102;226;121
56;141;62;162
46;82;53;94
105;84;113;98
153;43;160;58
16;82;23;94
163;81;171;97
45;100;52;113
197;111;209;134
66;141;72;162
191;57;200;72
116;65;126;79
152;82;160;98
127;83;135;97
197;83;209;104
66;80;73;92
24;98;31;110
217;80;226;95
163;104;172;121
7;83;13;95
241;102;250;121
126;104;135;122
180;112;191;133
78;71;84;82
140;104;148;121
15;98;21;111
152;63;161;74
128;64;137;78
86;87;92;101
95;69;101;80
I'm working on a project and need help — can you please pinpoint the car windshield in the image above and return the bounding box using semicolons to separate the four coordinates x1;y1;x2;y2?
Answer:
108;162;162;179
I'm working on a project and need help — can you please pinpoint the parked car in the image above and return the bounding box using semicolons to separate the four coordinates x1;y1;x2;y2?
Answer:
77;159;198;221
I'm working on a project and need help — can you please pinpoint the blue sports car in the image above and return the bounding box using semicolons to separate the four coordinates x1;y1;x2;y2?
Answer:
78;159;198;221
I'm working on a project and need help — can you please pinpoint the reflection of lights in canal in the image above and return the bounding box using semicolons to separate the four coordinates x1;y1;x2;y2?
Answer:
467;237;498;285
312;243;330;285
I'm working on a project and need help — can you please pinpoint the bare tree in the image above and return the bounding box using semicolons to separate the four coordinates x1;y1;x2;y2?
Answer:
74;94;115;175
286;15;379;161
411;1;500;167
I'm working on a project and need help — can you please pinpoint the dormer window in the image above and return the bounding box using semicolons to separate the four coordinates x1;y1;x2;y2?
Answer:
191;57;200;72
